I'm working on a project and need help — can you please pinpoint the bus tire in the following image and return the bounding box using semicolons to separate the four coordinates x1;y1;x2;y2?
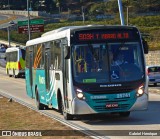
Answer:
7;69;11;77
119;112;130;117
59;95;73;120
13;69;17;78
35;89;45;110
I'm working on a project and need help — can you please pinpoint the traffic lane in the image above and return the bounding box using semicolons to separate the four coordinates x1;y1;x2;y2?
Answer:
0;15;31;29
149;83;160;95
0;73;34;106
0;67;6;75
0;15;8;20
0;72;63;119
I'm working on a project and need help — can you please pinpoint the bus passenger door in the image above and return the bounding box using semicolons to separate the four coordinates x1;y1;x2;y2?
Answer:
26;51;34;98
45;49;51;102
62;45;69;109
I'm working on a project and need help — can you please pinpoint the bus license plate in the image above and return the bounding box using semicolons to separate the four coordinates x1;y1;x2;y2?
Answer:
106;103;118;108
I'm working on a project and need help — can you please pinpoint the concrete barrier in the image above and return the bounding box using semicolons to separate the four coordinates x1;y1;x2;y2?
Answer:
0;10;55;17
0;10;39;17
145;50;160;66
0;40;24;47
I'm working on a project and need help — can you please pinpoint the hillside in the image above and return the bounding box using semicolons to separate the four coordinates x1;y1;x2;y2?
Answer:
0;0;160;50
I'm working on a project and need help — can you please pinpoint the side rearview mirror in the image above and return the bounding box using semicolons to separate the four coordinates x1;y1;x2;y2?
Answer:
142;38;149;54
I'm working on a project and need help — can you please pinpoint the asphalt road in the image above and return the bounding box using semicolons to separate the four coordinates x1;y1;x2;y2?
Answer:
0;68;160;139
0;15;8;21
0;14;28;29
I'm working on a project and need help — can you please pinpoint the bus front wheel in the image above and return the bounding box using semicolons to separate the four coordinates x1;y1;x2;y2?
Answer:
119;112;130;117
59;95;73;120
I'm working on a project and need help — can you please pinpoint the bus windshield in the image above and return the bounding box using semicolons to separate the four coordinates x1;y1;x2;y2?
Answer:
72;42;144;83
20;49;26;60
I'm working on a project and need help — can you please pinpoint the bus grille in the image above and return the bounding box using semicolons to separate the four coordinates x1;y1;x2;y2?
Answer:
85;90;136;112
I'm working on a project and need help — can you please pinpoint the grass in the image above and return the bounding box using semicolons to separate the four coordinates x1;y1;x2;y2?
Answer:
0;96;91;139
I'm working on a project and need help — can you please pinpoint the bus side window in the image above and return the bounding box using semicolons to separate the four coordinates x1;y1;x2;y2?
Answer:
13;51;17;62
51;41;56;69
40;44;45;69
25;47;29;68
55;41;61;70
33;45;37;68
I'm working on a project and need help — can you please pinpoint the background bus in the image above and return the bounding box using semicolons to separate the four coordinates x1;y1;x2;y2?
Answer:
25;25;148;120
6;47;25;78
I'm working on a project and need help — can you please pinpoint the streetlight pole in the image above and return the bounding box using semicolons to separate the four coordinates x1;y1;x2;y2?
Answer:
7;26;10;47
82;6;85;24
27;0;31;40
7;21;15;47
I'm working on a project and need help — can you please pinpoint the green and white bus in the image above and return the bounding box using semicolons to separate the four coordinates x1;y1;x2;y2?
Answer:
25;25;148;120
6;47;25;78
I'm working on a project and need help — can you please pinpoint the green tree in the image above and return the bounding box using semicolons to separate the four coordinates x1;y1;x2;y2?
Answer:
43;0;56;13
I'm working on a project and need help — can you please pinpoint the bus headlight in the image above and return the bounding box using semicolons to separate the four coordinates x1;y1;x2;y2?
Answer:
76;88;85;100
77;92;84;99
137;85;144;97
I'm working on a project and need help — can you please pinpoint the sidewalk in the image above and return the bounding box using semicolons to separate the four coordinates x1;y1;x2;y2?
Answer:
149;88;160;95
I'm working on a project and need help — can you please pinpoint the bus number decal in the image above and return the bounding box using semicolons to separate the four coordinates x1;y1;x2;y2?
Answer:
117;93;130;99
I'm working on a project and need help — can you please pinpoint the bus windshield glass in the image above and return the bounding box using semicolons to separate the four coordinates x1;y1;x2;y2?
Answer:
72;42;144;83
20;49;26;60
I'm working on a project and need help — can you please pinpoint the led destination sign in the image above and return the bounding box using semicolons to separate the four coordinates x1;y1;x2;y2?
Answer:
75;30;137;41
79;32;129;40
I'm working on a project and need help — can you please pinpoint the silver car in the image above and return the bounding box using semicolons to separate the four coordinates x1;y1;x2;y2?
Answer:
147;66;160;86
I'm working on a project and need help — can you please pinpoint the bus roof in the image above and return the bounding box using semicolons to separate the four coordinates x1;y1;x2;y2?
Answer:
26;25;138;47
6;47;24;53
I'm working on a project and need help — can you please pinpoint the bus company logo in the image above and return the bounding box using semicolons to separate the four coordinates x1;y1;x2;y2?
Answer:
39;76;45;84
2;131;11;136
100;84;122;87
91;95;107;100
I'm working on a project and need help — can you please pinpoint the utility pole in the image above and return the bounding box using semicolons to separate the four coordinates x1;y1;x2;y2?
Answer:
7;21;15;47
7;26;10;47
126;0;130;26
27;0;31;40
82;6;85;24
127;6;129;25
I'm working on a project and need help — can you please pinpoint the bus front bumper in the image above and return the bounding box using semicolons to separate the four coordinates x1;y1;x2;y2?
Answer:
71;93;148;115
72;98;96;115
129;93;148;111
